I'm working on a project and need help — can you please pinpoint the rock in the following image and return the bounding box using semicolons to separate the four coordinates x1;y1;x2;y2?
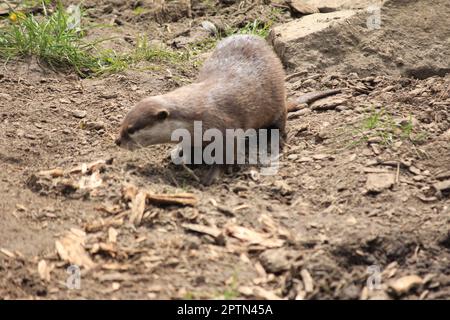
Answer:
434;180;450;192
272;180;293;196
298;156;313;163
200;21;217;36
303;0;383;12
84;121;106;131
365;173;395;193
0;93;12;101
312;153;332;160
268;10;356;66
285;0;319;15
287;107;311;119
388;275;423;297
259;248;296;273
72;110;87;119
311;96;347;110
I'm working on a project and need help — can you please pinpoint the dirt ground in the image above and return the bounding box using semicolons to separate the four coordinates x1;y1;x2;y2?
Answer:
0;0;449;299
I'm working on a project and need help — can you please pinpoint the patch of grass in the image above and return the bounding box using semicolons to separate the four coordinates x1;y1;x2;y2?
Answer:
269;7;285;22
0;5;273;78
0;3;192;76
0;3;99;75
133;36;187;64
343;108;428;149
216;273;240;300
226;19;273;38
132;7;149;15
183;291;196;300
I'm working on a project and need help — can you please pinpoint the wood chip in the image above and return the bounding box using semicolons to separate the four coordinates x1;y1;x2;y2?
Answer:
108;227;118;243
253;286;282;300
225;225;284;248
84;217;124;233
301;269;314;293
95;204;123;215
38;260;52;282
147;192;198;207
121;184;138;201
129;190;147;226
55;229;96;270
182;223;225;245
38;168;64;178
238;286;254;296
0;248;16;259
365;173;395;193
69;160;106;174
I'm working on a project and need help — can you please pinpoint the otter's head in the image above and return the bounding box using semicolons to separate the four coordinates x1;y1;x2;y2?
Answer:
115;97;173;150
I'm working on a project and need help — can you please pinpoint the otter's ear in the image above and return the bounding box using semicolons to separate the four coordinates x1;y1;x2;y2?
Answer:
156;109;169;120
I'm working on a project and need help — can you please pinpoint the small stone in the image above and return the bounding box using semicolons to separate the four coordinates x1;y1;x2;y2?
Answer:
259;249;295;274
388;275;422;297
85;121;106;131
408;166;421;175
434;180;450;192
0;93;12;101
16;129;25;137
72;110;87;119
201;21;217;35
59;98;71;104
365;173;395;193
272;180;293;196
285;0;319;14
311;97;347;111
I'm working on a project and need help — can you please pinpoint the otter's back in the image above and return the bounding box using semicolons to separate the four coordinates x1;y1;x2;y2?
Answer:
198;34;283;82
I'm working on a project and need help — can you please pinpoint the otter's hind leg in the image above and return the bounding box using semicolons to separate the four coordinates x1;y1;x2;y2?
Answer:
267;115;287;150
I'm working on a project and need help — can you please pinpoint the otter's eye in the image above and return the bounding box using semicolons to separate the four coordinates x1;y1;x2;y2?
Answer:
127;127;136;135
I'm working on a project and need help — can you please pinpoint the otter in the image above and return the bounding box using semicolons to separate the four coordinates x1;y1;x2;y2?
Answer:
116;34;287;184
